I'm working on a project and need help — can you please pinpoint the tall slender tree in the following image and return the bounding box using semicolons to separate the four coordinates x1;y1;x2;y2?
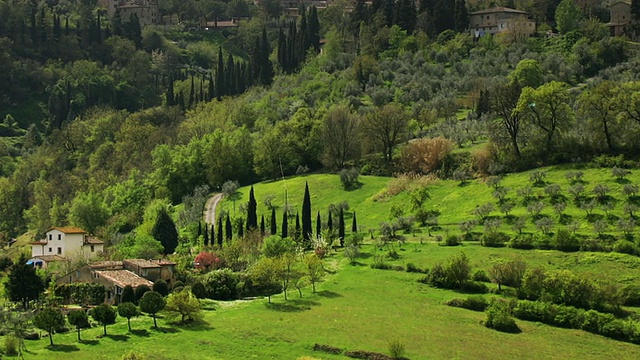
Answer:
238;218;244;238
453;0;469;33
302;182;312;244
352;211;358;233
271;208;277;235
338;208;345;246
210;224;215;247
152;208;178;255
247;186;258;230
295;212;301;240
203;223;209;246
282;211;289;239
218;217;224;247
328;212;333;232
308;6;321;53
316;211;322;239
216;48;225;100
260;215;266;236
225;214;233;241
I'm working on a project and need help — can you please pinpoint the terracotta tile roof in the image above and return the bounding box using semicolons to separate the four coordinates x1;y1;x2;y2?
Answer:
84;237;105;245
155;259;176;266
471;7;527;15
49;227;86;234
124;259;162;268
29;240;48;245
89;261;123;269
94;270;154;288
30;255;66;262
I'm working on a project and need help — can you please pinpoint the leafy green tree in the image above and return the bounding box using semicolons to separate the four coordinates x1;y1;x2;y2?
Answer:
33;307;65;346
117;302;140;331
304;254;325;293
577;81;618;152
153;280;169;297
516;81;573;153
135;285;151;304
139;291;166;328
509;59;543;89
164;290;201;323
321;106;360;170
555;0;582;33
250;257;281;303
67;309;90;341
68;191;110;235
152;207;179;255
491;81;523;158
90;303;118;336
7;254;45;308
302;182;312;245
263;235;296;258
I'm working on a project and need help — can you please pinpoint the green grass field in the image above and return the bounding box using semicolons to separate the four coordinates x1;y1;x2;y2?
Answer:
218;166;640;240
9;242;640;360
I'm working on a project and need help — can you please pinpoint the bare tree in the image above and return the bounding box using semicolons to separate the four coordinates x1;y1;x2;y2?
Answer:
491;81;522;158
322;106;360;170
360;103;410;163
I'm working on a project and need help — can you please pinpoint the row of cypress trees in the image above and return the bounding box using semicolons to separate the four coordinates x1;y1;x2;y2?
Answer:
199;182;358;249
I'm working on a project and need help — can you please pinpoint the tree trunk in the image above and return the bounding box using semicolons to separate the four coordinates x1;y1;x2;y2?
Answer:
153;314;157;328
49;329;54;346
77;328;81;342
103;324;107;336
127;318;131;332
298;287;303;298
312;283;316;293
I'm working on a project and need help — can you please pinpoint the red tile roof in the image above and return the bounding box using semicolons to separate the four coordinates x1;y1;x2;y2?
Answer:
124;259;162;268
471;7;527;15
30;255;66;262
94;270;154;288
29;240;48;245
49;227;86;234
84;237;105;245
89;261;123;269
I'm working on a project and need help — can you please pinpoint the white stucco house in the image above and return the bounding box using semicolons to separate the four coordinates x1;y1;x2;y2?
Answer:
28;227;105;268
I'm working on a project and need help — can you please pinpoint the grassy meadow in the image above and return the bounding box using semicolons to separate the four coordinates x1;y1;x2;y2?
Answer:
9;241;640;360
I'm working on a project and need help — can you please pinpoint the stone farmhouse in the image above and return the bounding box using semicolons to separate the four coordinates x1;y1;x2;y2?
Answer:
607;1;632;37
29;227;105;268
469;6;536;38
56;259;176;305
98;0;160;26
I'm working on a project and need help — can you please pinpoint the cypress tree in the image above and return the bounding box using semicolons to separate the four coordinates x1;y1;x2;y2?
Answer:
633;0;640;21
226;53;235;95
247;186;258;230
270;208;277;235
295;212;301;240
339;208;345;247
218;217;224;247
208;72;215;101
282;211;288;239
151;208;178;255
203;223;209;246
238;218;244;238
216;48;225;100
259;28;274;86
167;74;175;106
302;182;312;244
394;0;417;33
350;0;369;36
453;0;469;33
188;76;195;108
210;224;215;247
260;215;266;236
316;211;321;239
64;16;69;36
225;215;233;241
382;0;395;26
7;254;44;308
328;212;333;232
308;6;320;53
352;211;358;233
197;221;202;239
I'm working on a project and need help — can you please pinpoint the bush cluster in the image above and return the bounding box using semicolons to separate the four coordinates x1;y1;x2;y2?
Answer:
513;300;640;344
485;299;520;333
446;295;488;312
56;283;106;305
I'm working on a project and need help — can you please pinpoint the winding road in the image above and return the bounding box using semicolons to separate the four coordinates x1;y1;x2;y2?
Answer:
204;193;223;224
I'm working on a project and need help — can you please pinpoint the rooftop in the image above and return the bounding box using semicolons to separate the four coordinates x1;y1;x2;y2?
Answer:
94;270;154;288
49;227;86;234
84;237;105;245
124;259;162;268
470;7;527;15
89;261;124;269
29;255;66;263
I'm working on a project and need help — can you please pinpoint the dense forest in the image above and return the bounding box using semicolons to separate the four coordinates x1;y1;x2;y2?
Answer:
1;0;640;262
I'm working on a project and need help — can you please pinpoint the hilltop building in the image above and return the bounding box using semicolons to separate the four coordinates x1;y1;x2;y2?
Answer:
607;1;632;37
469;7;536;38
29;227;104;268
98;0;160;26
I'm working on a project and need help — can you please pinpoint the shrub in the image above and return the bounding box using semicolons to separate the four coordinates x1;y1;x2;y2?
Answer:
481;232;509;247
201;269;241;300
405;262;425;273
461;281;489;294
4;335;18;356
485;300;520;333
620;284;640;306
472;270;490;282
340;168;361;190
313;344;343;355
399;137;454;174
387;339;406;359
191;282;207;299
153;280;169;297
386;249;400;260
443;234;461;246
344;349;395;360
613;240;637;255
135;285;151;303
423;263;451;288
508;234;534;249
553;229;580;252
446;295;488;311
371;255;392;270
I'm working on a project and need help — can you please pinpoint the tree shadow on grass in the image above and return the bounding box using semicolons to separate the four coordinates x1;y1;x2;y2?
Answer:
265;299;320;312
316;290;342;298
47;344;80;352
175;320;214;332
129;329;150;337
106;334;129;342
151;326;180;334
80;340;100;345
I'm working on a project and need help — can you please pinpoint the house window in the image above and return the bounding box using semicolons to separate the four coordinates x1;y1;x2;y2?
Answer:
116;287;123;295
91;245;95;252
107;291;111;299
142;269;148;276
58;234;61;240
76;271;80;278
48;247;52;253
49;234;52;240
57;247;62;254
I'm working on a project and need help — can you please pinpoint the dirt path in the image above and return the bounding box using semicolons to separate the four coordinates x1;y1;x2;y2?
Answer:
204;193;223;224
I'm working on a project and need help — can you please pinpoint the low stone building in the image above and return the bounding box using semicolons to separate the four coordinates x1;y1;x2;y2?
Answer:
469;7;536;38
607;1;632;37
